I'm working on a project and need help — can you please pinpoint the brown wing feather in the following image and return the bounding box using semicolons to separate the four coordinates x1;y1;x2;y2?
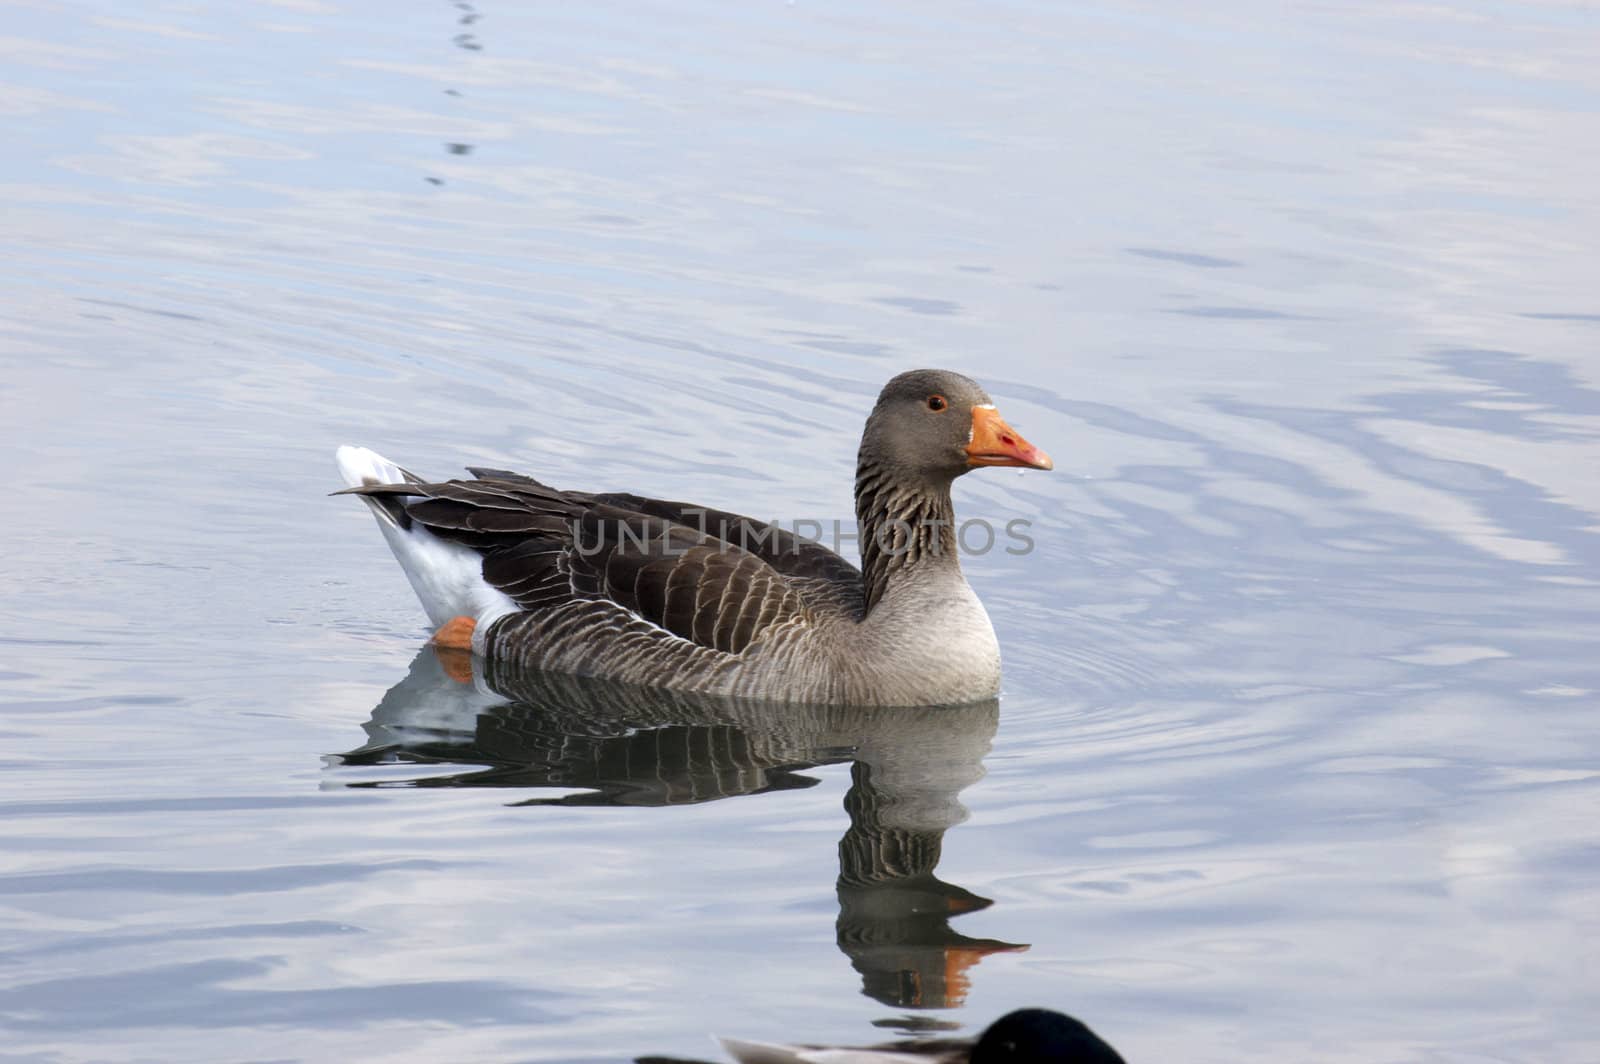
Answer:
591;493;863;589
340;475;818;655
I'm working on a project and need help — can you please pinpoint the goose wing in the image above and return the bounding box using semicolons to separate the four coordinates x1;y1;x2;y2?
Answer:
465;467;864;615
342;473;837;656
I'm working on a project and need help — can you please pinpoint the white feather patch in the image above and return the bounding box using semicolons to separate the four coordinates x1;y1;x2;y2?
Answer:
337;445;521;634
335;444;406;489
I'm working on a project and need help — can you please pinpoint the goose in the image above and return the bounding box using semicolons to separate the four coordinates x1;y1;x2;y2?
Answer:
642;1008;1124;1064
336;369;1051;705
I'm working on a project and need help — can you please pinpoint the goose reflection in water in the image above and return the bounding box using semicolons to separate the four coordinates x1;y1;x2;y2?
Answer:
336;648;1027;1009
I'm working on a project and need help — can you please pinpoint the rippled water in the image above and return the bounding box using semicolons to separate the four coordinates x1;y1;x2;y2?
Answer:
4;1;1599;1061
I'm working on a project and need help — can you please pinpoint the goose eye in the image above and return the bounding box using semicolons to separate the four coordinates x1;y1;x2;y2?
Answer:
927;394;948;412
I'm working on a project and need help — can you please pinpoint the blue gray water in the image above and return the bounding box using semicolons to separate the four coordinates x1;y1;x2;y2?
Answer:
3;1;1598;1061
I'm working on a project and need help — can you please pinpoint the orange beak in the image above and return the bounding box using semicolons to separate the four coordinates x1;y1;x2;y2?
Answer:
966;405;1053;470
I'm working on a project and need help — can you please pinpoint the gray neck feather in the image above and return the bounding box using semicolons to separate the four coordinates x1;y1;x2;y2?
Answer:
854;456;960;615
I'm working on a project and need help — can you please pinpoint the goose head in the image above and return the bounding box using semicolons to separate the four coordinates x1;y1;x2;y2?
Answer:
858;369;1052;491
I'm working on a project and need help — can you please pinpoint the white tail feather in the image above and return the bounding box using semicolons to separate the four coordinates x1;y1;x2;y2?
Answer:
335;444;410;490
336;445;519;635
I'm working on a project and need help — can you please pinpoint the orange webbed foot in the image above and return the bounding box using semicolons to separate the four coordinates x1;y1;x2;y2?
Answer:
430;615;477;650
429;616;477;684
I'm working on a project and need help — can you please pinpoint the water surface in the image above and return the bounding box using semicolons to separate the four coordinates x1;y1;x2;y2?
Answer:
3;1;1599;1061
